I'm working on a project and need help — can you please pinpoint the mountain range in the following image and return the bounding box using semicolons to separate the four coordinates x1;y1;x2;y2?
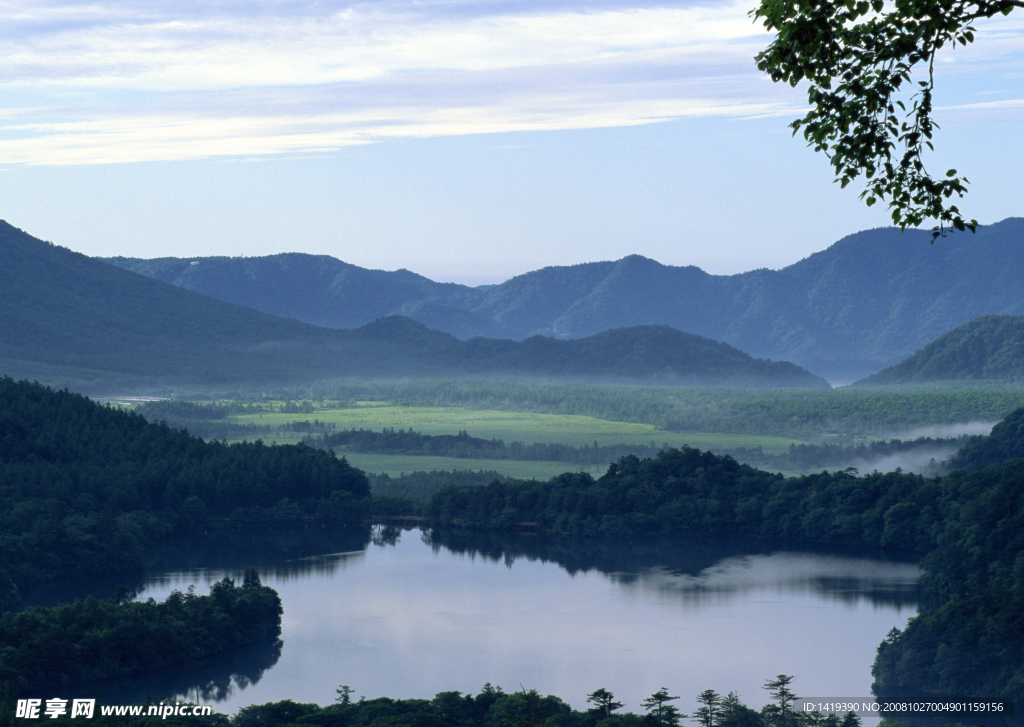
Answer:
106;218;1024;382
0;221;828;390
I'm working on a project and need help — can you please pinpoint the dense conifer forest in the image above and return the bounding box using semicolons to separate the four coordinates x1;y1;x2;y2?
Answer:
0;571;281;691
423;448;941;548
0;377;370;608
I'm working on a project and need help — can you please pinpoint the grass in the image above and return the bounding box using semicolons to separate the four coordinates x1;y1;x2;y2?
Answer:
230;403;804;453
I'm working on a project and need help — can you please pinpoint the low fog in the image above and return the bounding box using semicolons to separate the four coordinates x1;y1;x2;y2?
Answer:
843;421;998;475
896;421;997;440
848;447;958;476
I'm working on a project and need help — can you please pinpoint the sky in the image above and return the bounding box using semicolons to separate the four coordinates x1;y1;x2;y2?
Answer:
1;0;1022;285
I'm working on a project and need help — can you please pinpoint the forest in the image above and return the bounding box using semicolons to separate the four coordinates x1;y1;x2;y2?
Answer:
0;376;369;609
859;316;1024;385
0;571;281;691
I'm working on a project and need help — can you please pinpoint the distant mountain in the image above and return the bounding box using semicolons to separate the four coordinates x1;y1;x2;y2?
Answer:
856;315;1024;385
0;222;827;390
106;218;1024;381
0;222;345;386
439;323;829;387
105;253;485;332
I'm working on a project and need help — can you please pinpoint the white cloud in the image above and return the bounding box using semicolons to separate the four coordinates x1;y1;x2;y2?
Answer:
0;0;1019;165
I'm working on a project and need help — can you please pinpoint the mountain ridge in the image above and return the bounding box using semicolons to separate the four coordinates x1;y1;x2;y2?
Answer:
105;218;1024;381
0;221;828;390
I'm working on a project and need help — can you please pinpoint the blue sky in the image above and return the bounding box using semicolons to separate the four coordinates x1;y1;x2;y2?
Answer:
1;0;1022;285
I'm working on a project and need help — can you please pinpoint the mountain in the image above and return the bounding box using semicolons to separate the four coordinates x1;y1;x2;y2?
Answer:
104;253;486;332
0;222;827;390
106;218;1024;381
856;315;1024;385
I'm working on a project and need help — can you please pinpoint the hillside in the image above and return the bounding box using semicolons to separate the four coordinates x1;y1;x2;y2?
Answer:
0;222;827;389
0;221;375;387
856;315;1024;385
0;376;370;606
106;218;1024;381
105;252;482;332
946;404;1024;471
439;324;829;387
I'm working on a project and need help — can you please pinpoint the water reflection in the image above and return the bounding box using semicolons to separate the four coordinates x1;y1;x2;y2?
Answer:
19;525;373;608
22;638;283;708
141;524;372;582
29;526;924;718
425;529;921;608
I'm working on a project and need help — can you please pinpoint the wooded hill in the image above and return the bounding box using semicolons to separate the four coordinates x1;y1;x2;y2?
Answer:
0;221;828;389
107;218;1024;382
856;315;1024;385
0;376;371;609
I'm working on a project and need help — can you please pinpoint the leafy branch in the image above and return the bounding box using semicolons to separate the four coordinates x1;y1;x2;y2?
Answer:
751;0;1021;238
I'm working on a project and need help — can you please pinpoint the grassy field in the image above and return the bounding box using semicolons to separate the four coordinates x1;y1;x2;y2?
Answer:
310;378;1024;438
230;403;804;453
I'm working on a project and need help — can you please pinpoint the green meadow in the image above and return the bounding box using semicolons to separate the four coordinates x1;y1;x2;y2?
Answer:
229;404;802;446
216;401;802;476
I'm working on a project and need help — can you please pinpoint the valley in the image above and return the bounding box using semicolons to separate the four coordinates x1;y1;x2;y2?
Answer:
3;216;1024;727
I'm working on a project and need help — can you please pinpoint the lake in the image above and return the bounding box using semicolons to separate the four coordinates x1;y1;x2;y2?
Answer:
58;526;921;720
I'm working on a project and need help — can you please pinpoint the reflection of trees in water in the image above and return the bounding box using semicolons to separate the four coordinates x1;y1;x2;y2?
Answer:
144;525;371;573
372;524;402;547
423;529;921;609
424;528;767;576
22;525;373;608
60;638;283;707
135;525;373;597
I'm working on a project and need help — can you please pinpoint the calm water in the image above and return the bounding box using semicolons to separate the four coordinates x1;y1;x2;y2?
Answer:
53;527;921;719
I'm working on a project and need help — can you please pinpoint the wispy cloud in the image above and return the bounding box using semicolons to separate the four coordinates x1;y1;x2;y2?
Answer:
0;0;1019;164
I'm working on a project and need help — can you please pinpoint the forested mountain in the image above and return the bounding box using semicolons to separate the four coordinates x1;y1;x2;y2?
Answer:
107;218;1024;381
0;377;371;608
856;315;1024;385
0;221;827;389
